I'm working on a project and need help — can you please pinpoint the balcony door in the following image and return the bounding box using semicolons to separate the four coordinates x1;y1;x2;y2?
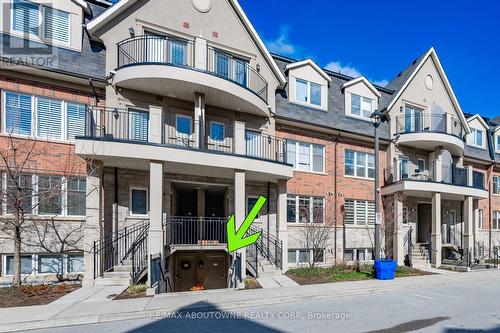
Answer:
144;32;187;65
404;105;423;132
399;156;409;180
129;108;149;142
214;50;248;87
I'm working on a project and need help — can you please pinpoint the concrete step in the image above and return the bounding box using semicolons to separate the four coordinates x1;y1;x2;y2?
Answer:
113;265;132;273
103;271;131;279
258;270;282;278
94;277;131;287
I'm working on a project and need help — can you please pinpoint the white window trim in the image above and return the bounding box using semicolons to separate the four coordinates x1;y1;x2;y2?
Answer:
288;140;325;174
344;149;375;180
348;94;374;121
493;176;500;196
2;254;35;277
291;78;325;110
494;211;500;230
129;186;149;217
287;194;324;224
345;199;375;226
344;248;374;262
10;1;72;47
2;90;86;143
287;249;325;266
477;209;484;230
468;128;485;149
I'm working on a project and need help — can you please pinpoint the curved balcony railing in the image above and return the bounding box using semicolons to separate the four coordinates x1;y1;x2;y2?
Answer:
395;113;464;139
117;35;268;103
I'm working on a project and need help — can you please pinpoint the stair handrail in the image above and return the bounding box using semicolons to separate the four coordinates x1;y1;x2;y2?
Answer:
403;227;414;267
247;226;283;270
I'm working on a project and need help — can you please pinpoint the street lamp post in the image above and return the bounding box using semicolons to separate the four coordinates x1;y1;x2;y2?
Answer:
370;111;386;260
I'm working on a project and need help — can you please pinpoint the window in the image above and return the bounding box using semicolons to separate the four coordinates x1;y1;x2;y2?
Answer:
3;92;87;140
404;105;423;132
344;150;375;179
37;98;62;140
294;79;323;107
215;51;248;87
12;1;71;45
66;103;86;140
209;122;225;142
175;115;192;146
43;7;70;43
417;159;427;172
67;254;84;273
344;199;375;225
67;178;86;216
38;255;63;274
247;197;261;219
130;188;148;216
129;109;149;142
170;40;187;66
288;249;325;265
494;211;500;230
287;195;324;223
344;248;374;262
286;140;325;173
246;130;262;157
494;176;500;195
38;176;62;215
477;209;484;230
5;174;33;214
5;255;32;275
497;135;500;152
469;128;484;147
4;92;32;136
350;94;373;119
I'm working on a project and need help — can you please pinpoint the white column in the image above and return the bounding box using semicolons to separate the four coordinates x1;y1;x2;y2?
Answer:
467;165;474;187
431;192;442;267
463;196;474;256
234;170;246;280
277;179;288;271
433;148;443;182
234;121;246;155
194;36;207;70
148;161;164;291
149;105;163;144
393;193;406;265
83;161;103;287
194;93;205;149
445;113;453;134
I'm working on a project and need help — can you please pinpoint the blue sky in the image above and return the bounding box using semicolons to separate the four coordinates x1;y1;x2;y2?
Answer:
239;0;500;119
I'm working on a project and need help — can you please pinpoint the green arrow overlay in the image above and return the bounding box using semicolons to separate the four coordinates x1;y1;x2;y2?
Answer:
226;196;266;253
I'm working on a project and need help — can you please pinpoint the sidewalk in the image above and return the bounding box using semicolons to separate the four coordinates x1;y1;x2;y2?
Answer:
0;269;498;332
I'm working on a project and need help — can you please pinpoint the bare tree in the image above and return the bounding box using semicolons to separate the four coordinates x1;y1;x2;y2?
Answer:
296;198;336;267
0;134;86;286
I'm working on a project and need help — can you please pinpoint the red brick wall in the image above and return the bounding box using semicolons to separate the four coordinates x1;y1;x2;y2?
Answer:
276;126;387;227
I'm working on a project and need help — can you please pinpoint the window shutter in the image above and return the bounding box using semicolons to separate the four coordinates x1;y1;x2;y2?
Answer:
44;7;70;43
5;92;32;135
12;1;40;35
344;200;354;224
67;103;86;139
37;98;62;139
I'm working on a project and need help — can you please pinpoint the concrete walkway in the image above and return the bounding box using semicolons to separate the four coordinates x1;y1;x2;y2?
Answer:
0;269;498;333
257;275;299;288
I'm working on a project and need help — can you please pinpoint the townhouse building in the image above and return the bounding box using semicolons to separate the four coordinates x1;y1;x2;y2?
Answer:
0;0;499;292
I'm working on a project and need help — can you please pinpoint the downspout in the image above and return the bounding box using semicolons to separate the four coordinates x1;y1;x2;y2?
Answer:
267;181;270;260
333;134;340;263
114;167;119;242
489;163;495;257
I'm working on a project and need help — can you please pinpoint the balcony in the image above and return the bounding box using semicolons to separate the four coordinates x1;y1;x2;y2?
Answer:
75;107;292;180
114;35;269;116
395;113;466;155
163;216;227;251
383;161;488;199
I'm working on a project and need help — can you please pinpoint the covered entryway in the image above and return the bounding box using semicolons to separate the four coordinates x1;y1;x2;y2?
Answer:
173;251;229;292
417;203;432;243
172;182;227;217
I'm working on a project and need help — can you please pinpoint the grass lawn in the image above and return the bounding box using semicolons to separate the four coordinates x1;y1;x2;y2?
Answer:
286;264;430;285
0;284;80;308
114;284;152;300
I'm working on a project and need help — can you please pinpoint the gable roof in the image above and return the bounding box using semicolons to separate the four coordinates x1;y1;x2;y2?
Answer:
381;47;470;134
86;0;286;86
341;76;381;98
467;114;489;129
284;59;332;82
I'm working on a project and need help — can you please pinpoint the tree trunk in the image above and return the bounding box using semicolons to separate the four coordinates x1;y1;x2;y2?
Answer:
12;226;22;287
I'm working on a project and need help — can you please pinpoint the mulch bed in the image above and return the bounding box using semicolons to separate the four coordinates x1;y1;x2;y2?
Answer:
113;284;152;300
244;277;262;289
0;284;80;308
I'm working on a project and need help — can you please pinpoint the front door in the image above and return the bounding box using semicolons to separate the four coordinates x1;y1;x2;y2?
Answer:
205;254;227;290
175;255;196;292
417;203;432;243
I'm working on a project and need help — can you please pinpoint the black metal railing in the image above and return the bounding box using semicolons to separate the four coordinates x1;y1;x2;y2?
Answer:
403;227;414;267
116;35;268;103
395;113;464;138
442;224;462;248
163;216;228;247
248;226;283;270
207;46;268;102
93;221;149;281
473;171;485;190
81;106;288;164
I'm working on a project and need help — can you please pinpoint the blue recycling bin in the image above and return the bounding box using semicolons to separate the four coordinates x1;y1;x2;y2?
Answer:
374;259;397;280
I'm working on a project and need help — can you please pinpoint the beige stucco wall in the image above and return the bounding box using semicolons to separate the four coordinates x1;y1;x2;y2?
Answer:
344;81;379;120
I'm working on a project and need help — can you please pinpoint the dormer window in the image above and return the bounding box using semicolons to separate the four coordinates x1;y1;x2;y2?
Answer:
496;135;500;152
469;128;483;148
295;79;322;107
351;94;373;119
